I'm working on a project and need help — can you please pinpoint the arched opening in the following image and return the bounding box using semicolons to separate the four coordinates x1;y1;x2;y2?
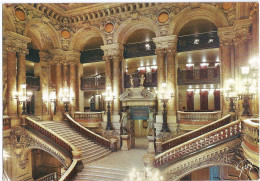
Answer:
180;165;248;181
31;149;65;180
80;35;106;117
176;19;220;134
123;28;156;149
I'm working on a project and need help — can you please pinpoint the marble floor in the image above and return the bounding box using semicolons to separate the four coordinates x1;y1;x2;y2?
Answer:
87;137;148;171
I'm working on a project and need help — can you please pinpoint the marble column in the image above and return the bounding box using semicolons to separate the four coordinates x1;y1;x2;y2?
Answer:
3;50;8;115
63;64;69;89
218;27;236;116
112;55;121;115
54;62;63;120
104;56;112;88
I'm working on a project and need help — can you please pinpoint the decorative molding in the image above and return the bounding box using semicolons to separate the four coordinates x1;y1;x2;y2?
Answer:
101;43;124;59
153;35;178;51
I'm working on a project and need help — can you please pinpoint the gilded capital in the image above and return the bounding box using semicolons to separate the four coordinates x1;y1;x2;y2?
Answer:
3;31;31;54
153;35;178;50
218;26;235;46
233;19;252;45
101;43;124;60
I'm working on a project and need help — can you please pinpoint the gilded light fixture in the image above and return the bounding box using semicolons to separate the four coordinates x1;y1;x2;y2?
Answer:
102;86;115;130
14;84;33;115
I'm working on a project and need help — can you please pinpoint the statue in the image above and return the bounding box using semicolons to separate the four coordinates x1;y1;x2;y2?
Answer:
139;74;145;86
130;75;134;87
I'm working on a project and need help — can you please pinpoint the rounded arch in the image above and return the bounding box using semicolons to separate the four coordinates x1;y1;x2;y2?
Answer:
70;26;106;51
170;4;229;36
114;16;160;44
3;6;16;32
22;146;70;168
24;18;61;51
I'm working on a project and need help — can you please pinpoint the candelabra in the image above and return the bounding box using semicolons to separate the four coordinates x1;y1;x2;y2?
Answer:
225;79;238;112
102;86;115;130
238;66;257;116
14;84;33;115
60;88;74;112
158;83;173;132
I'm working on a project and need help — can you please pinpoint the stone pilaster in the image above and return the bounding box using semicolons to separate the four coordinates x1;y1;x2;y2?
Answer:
3;31;30;126
3;50;8;115
153;35;178;132
103;55;112;88
218;26;236;116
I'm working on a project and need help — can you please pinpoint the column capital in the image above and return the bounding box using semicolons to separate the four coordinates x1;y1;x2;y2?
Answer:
218;26;236;46
3;31;31;54
39;52;51;64
50;49;65;64
66;50;81;65
233;19;252;45
101;43;124;59
152;35;178;50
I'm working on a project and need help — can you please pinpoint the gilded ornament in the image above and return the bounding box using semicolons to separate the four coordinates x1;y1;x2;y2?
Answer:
104;23;114;33
158;12;169;23
222;3;233;10
15;8;26;21
61;29;71;39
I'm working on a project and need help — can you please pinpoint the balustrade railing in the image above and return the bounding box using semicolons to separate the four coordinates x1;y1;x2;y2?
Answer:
64;113;110;148
155;117;241;167
177;111;221;124
26;76;40;91
36;172;57;181
74;112;103;122
161;115;232;152
25;117;81;181
177;68;220;85
243;118;259;152
124;71;157;88
81;76;105;90
3;115;11;130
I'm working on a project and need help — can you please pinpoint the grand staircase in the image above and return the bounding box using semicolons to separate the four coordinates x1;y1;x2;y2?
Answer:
74;166;127;181
41;121;111;164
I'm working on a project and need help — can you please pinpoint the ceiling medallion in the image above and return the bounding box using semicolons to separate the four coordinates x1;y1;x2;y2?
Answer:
222;3;233;10
158;12;169;23
104;23;114;33
15;8;26;21
61;29;71;39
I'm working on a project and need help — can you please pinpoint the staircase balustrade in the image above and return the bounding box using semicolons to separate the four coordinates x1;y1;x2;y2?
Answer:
25;117;81;181
242;118;259;153
64;113;110;148
81;76;105;90
161;114;232;152
154;118;241;167
74;112;103;122
36;172;57;181
3;115;11;130
177;111;221;124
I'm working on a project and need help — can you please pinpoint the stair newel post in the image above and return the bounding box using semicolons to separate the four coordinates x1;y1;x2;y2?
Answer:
72;148;84;173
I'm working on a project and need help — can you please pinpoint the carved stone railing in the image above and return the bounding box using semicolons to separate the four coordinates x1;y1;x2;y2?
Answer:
177;67;220;85
242;118;259;167
161;114;232;152
25;117;82;181
177;111;221;125
154;117;241;167
74;112;103;128
64;113;110;148
81;76;105;90
3;115;11;130
36;172;57;181
26;76;40;91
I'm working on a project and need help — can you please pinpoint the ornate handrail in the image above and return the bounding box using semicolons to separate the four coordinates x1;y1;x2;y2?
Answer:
59;159;78;181
243;118;259;152
74;112;103;122
161;114;232;152
154;118;241;167
177;111;221;123
3;115;11;130
25;117;81;181
64;113;110;148
36;172;57;181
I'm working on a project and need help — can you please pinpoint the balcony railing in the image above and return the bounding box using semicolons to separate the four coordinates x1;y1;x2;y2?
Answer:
124;71;157;88
74;112;103;128
3;115;11;130
81;76;105;90
26;76;40;91
177;68;220;85
154;116;241;167
177;111;221;124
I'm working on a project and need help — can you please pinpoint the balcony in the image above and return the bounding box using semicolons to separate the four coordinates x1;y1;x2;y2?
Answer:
81;76;105;90
177;67;220;85
74;112;104;128
26;76;40;91
124;71;157;88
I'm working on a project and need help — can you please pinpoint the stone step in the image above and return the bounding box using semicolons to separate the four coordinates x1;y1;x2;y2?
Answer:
82;150;111;164
82;166;128;174
75;173;123;181
82;147;107;157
